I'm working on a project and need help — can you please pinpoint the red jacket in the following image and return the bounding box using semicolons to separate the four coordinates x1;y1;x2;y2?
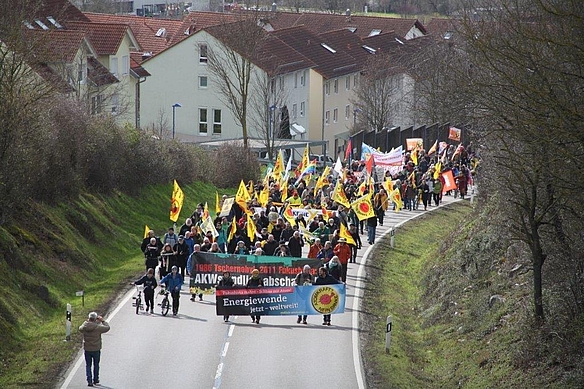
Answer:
333;243;352;265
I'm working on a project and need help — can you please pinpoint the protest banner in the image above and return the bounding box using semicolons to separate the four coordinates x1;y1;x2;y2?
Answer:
219;197;234;217
216;284;346;316
189;252;322;294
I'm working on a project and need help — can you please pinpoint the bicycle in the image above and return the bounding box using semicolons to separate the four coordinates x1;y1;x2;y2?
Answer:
158;286;170;316
132;285;144;314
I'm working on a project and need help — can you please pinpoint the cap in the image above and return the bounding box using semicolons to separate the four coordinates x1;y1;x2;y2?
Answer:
172;265;178;271
178;235;184;239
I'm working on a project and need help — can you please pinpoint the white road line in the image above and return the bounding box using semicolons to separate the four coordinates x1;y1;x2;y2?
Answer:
351;200;458;389
213;320;235;389
59;287;136;388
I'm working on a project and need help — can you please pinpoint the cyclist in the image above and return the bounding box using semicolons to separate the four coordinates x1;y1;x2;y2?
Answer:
133;268;158;314
159;266;184;316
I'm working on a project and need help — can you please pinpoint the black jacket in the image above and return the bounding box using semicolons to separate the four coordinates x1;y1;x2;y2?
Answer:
247;276;264;287
135;275;158;294
314;273;341;285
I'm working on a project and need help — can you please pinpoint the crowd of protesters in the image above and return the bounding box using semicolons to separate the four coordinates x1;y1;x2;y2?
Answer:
137;142;478;322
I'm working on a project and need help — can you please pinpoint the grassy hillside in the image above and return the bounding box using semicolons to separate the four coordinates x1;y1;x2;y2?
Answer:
361;202;583;388
0;181;227;387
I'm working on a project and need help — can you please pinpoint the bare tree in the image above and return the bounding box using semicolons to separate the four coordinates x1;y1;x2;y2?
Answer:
206;16;269;149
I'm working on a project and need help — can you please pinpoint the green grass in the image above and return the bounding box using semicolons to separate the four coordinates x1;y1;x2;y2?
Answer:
0;181;233;387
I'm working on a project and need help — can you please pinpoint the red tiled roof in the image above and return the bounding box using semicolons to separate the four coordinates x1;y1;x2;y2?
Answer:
26;29;89;63
130;55;151;77
425;18;458;40
87;56;118;86
34;0;90;22
84;13;183;57
269;25;359;79
65;21;129;55
260;11;426;39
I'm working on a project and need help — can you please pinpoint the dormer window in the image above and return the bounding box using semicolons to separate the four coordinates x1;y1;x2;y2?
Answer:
47;16;63;29
35;19;49;30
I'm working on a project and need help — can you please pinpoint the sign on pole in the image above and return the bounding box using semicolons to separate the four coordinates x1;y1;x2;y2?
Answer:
385;315;392;353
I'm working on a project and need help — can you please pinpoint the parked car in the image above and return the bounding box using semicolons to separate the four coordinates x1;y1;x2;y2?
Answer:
309;154;335;168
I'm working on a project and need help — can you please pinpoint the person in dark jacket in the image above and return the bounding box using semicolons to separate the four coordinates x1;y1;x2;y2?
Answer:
173;236;189;277
294;265;313;324
143;238;161;272
314;266;342;326
263;234;279;256
159;266;184;316
349;223;362;263
246;269;264;324
366;214;377;245
217;271;235;322
133;268;158;314
325;255;342;282
287;230;304;257
141;230;162;253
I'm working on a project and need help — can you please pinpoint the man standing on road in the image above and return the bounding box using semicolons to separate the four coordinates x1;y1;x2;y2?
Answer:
314;267;342;326
79;312;110;387
333;238;351;282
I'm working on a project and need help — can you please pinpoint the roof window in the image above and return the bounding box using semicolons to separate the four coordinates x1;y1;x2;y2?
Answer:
362;45;376;54
155;28;166;37
346;27;356;33
321;43;336;53
368;29;381;36
23;21;35;29
395;37;404;45
35;19;49;30
47;16;63;29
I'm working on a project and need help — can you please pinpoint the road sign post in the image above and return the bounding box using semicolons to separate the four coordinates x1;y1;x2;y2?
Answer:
65;303;72;342
385;316;392;353
76;290;84;307
389;228;395;248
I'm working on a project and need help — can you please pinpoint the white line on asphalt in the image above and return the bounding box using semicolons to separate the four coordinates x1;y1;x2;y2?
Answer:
59;287;136;388
351;200;458;388
213;321;235;389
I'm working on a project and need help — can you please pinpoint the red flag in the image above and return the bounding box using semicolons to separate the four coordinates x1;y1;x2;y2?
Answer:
441;170;457;193
344;139;352;161
365;154;374;175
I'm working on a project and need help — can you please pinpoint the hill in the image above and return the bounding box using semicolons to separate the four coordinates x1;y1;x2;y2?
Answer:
0;182;225;386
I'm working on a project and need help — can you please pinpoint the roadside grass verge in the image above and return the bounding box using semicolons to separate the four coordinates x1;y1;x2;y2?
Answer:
0;182;231;387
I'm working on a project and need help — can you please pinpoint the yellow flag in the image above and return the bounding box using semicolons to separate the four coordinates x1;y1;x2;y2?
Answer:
228;217;237;242
258;186;269;208
273;150;284;179
313;166;331;196
350;194;375;221
428;140;438;156
246;213;257;241
411;146;418;166
169;180;184;222
144;225;150;239
358;180;367;196
236;180;251;211
215;192;221;215
339;222;356;246
433;161;442;180
248;181;254;198
281;179;288;202
282;205;297;226
332;180;350;208
203;202;210;219
389;188;404;212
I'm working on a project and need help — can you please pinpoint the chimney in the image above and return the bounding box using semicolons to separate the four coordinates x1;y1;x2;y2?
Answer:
346;9;351;22
271;2;277;12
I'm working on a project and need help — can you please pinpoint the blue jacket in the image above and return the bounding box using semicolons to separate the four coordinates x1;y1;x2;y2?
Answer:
160;272;184;292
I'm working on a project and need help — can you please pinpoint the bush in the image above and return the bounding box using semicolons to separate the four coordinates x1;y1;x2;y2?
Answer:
210;142;260;188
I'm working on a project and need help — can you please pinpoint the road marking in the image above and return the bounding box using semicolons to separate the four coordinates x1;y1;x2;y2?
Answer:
351;199;459;389
213;322;235;389
59;287;136;388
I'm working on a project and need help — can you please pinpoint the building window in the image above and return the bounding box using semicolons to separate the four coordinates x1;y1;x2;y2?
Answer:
334;79;338;94
199;76;208;88
199;108;208;134
333;108;338;123
300;101;305;117
121;55;129;76
325;110;330;125
91;95;102;115
292;103;297;119
294;72;298;88
325;81;330;95
279;75;284;90
213;109;222;135
110;57;118;77
346;76;350;90
354;73;358;87
300;70;306;86
345;104;350;120
199;44;208;64
111;93;119;115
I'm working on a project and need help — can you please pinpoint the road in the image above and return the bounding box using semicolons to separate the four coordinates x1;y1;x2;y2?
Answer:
57;194;463;389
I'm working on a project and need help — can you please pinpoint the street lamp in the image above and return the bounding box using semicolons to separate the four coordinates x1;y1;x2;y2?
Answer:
172;103;182;139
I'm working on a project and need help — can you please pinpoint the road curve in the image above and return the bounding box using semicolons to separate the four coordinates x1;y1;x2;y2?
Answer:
57;195;461;389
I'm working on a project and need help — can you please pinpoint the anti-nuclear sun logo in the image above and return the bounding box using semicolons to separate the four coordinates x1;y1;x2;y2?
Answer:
311;286;340;314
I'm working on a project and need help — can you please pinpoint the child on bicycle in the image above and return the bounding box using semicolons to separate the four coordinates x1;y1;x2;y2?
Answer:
133;268;158;314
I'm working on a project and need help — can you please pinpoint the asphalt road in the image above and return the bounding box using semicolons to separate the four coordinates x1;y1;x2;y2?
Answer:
57;193;463;389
